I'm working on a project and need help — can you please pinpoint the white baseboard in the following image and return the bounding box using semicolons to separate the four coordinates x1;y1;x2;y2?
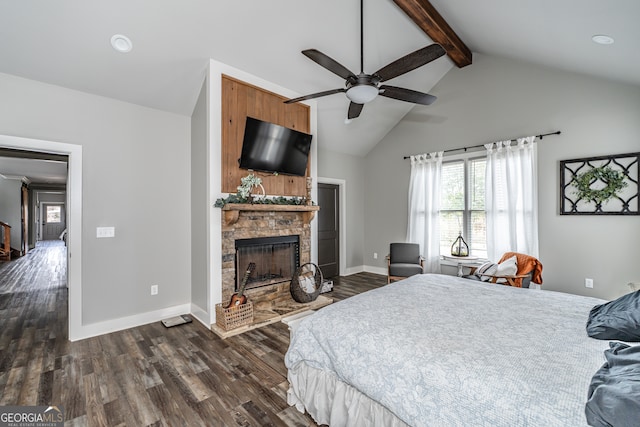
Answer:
344;265;364;276
342;265;387;277
190;303;210;328
77;303;192;341
363;265;387;276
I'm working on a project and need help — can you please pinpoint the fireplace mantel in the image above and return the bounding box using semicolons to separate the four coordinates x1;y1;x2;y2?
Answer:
221;203;319;225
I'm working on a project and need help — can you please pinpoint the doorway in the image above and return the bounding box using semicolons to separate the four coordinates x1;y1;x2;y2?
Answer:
318;183;340;278
41;203;66;240
0;134;82;341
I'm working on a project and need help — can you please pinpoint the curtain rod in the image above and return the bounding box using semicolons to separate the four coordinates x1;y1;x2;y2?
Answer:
402;130;561;159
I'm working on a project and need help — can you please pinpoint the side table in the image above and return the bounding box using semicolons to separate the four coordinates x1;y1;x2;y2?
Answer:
440;256;487;277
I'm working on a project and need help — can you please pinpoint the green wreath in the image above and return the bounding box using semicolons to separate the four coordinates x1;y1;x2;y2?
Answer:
571;166;627;204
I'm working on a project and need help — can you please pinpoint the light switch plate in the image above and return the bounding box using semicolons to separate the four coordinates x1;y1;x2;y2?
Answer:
96;227;115;238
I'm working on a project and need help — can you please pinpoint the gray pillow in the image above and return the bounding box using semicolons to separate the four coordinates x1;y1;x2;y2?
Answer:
585;342;640;427
586;290;640;342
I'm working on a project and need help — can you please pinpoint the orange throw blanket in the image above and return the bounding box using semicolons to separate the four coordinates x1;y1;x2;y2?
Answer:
499;252;543;285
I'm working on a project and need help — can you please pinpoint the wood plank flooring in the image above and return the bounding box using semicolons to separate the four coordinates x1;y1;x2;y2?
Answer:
0;242;386;426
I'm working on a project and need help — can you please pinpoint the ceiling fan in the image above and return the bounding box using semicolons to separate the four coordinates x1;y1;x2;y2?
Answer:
284;0;446;120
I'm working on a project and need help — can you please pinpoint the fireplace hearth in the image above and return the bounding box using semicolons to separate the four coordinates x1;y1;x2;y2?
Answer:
214;204;332;339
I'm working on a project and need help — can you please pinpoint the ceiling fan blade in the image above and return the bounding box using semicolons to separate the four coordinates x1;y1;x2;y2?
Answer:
379;85;437;105
284;88;346;104
374;44;446;83
302;49;357;80
347;102;364;119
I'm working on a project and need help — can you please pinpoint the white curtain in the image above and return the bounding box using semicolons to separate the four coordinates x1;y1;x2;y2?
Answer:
407;152;443;273
484;137;539;261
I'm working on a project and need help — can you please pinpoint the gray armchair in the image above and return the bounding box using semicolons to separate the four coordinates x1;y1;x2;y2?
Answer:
386;243;424;284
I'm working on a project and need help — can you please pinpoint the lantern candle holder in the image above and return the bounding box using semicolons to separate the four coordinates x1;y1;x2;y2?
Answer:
451;232;469;257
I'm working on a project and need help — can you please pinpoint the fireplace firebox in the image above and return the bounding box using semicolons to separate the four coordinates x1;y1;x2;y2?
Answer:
235;235;300;291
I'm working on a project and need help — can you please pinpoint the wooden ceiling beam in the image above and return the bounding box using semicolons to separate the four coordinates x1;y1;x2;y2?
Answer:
393;0;472;68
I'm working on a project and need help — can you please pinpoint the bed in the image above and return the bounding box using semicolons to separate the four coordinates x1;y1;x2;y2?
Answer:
285;274;610;426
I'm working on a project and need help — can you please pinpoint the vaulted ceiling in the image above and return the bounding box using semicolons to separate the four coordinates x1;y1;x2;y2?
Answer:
0;0;638;163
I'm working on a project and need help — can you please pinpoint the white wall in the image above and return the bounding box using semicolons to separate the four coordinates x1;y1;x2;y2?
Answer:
0;72;192;332
0;176;22;245
190;79;209;325
364;54;640;300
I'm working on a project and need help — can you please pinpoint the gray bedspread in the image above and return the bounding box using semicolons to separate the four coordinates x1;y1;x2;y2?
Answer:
285;274;610;426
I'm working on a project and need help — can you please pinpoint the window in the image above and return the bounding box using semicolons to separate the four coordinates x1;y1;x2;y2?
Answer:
440;155;487;258
46;206;62;223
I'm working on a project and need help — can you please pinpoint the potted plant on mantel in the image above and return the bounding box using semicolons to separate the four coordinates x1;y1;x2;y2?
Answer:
214;173;312;208
236;174;265;203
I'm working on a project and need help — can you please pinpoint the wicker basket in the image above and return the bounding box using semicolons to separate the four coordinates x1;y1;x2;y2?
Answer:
290;263;323;303
215;301;254;331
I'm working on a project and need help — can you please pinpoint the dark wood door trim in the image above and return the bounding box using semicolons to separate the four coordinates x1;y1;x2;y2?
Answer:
21;184;29;255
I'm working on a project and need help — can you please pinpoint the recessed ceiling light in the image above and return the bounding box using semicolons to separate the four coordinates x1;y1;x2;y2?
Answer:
110;34;133;53
592;34;614;45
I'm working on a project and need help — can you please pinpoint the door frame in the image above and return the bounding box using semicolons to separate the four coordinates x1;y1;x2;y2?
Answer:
317;177;346;277
0;134;83;341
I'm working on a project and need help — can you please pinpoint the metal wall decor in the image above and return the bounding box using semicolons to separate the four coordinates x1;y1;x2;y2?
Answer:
560;152;639;215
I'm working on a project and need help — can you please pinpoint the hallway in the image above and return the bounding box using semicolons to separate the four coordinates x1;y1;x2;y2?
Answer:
0;240;68;406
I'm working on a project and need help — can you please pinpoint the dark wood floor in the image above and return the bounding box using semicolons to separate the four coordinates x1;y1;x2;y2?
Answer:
0;242;386;426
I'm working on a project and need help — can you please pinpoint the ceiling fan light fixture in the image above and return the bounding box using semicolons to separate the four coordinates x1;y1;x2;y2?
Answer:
591;34;614;45
346;85;378;104
283;1;444;118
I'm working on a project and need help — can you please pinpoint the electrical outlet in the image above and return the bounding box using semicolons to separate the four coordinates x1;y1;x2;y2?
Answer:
151;285;158;295
373;252;378;259
585;278;594;289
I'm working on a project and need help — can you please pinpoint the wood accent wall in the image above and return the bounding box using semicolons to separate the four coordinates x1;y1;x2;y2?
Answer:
221;75;311;196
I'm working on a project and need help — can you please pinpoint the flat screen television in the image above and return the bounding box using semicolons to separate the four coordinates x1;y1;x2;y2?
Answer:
239;117;312;177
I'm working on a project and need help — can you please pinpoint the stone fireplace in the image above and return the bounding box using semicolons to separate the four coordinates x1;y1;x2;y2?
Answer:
221;204;318;311
234;235;300;292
